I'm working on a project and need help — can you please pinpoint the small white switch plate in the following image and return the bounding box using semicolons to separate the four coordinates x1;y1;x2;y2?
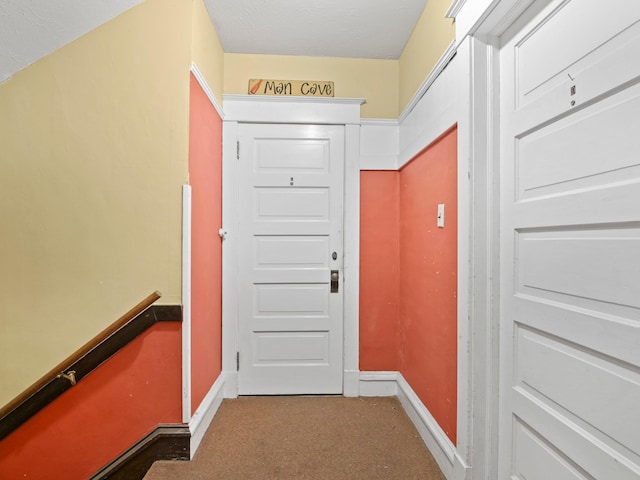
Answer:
437;204;445;228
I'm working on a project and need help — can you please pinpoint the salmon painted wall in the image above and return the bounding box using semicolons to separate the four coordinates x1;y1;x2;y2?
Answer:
0;322;182;479
359;127;458;443
359;171;400;371
399;127;458;444
189;73;223;414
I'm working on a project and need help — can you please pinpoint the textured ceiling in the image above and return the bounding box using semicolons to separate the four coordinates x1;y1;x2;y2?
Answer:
0;0;428;83
0;0;142;82
204;0;428;59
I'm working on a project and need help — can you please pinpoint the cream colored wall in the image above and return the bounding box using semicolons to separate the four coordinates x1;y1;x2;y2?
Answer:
399;0;455;112
224;53;399;119
0;0;192;406
191;0;224;104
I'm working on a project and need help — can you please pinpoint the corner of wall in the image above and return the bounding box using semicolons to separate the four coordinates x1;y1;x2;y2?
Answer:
191;0;224;106
399;0;456;113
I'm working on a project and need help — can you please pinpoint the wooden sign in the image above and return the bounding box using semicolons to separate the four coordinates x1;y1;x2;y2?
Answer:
248;79;334;97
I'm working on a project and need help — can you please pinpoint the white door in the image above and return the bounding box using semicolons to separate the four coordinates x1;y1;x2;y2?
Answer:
499;1;640;478
237;123;344;395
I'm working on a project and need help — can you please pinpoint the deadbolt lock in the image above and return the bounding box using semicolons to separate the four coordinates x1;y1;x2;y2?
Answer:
330;270;339;293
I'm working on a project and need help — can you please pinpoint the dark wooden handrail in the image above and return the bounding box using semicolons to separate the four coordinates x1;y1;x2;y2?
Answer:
0;291;166;438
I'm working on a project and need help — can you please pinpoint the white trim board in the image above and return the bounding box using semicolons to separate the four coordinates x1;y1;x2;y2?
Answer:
190;63;225;119
343;122;362;397
181;185;192;423
223;95;364;125
359;372;469;480
453;0;541;42
360;119;399;170
398;51;459;168
446;0;468;19
189;373;225;458
221;119;240;399
359;49;460;173
398;40;457;125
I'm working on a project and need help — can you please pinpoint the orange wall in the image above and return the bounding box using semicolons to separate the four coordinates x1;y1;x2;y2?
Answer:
399;127;458;444
0;322;182;479
189;73;223;414
359;171;400;371
359;127;458;444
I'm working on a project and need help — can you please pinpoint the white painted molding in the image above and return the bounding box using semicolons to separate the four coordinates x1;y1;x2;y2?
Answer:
446;0;468;19
223;95;365;125
343;123;362;397
456;35;500;480
189;373;225;458
223;94;366;106
360;118;398;125
360;119;399;170
223;371;238;398
396;374;470;480
398;53;459;168
181;185;192;423
343;370;361;397
359;371;399;397
221;121;240;400
357;372;469;480
399;40;457;124
454;0;539;42
190;63;225;119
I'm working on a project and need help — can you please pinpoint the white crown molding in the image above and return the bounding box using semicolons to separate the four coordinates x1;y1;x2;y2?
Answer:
446;0;468;19
399;40;457;124
223;94;365;106
190;63;225;119
223;95;365;124
454;0;537;41
360;118;399;126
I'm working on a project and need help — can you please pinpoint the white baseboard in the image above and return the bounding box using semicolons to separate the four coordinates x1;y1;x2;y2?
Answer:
359;371;399;397
359;371;469;480
343;369;361;397
189;373;225;458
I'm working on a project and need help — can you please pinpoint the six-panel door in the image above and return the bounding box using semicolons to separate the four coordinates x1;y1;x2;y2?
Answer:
237;123;345;395
499;1;640;478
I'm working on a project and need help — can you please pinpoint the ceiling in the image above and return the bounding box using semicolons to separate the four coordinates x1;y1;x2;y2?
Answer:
0;0;427;83
204;0;427;59
0;0;142;83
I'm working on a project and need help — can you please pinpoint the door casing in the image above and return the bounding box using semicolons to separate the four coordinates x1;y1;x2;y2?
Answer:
220;95;364;398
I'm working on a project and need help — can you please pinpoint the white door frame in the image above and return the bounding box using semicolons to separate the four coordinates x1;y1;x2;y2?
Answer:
453;1;561;479
220;95;364;398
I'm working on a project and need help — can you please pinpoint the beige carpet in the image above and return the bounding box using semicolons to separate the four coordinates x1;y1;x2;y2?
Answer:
144;396;446;480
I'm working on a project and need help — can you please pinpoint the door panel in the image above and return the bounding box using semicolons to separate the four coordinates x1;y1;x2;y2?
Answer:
238;123;344;395
500;1;640;478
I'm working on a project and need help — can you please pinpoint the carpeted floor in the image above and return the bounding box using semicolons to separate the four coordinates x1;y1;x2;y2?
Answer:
144;396;445;480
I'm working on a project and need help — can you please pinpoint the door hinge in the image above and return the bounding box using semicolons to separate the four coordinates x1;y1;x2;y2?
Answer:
236;140;240;160
236;351;240;371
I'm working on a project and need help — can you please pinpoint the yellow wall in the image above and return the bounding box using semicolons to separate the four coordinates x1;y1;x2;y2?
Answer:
399;0;455;112
224;53;399;119
0;0;454;407
0;0;192;406
191;0;225;104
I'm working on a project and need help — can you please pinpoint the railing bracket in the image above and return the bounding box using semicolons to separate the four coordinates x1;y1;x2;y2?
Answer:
57;370;77;386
